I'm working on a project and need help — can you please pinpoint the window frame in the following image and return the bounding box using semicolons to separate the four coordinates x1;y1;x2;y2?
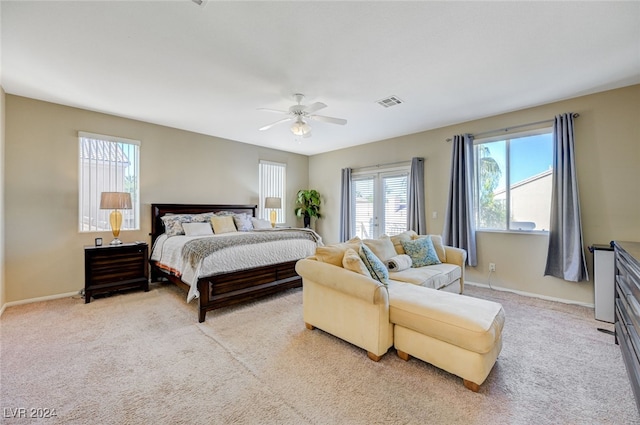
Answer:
473;127;553;234
78;131;140;233
351;165;410;239
258;160;286;224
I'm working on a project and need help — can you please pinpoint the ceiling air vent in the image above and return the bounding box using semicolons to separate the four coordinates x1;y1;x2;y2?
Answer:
376;96;403;108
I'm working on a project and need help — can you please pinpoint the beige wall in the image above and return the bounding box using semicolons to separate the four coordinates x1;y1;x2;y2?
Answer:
4;95;309;303
0;87;5;310
310;85;640;305
4;85;639;306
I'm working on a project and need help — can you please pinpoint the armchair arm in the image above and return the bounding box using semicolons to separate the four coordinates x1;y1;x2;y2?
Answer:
296;258;388;305
444;246;467;268
444;246;467;292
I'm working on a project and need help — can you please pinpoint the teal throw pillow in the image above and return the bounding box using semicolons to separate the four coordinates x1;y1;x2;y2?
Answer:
401;236;442;268
359;244;389;285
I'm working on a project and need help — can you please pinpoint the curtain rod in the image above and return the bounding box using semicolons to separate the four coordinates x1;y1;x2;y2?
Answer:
353;160;411;171
445;113;580;142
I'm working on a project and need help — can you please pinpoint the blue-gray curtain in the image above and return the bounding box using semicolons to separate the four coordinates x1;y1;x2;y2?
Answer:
339;167;352;242
407;157;426;234
443;134;477;266
544;113;588;282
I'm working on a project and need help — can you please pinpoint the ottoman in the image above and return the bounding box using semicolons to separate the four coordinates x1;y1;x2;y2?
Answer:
388;282;505;392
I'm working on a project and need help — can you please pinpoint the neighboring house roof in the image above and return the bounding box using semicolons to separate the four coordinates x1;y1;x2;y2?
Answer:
493;169;552;196
80;138;130;165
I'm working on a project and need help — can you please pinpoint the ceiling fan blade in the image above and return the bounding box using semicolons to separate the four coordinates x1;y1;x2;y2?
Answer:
257;108;289;114
259;117;293;131
309;115;347;125
303;102;327;114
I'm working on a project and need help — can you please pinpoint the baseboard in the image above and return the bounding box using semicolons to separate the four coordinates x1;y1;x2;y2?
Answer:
466;281;595;308
0;290;82;317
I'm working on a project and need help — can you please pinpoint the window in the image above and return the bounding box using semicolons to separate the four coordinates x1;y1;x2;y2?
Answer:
79;132;140;232
474;128;553;231
259;160;286;223
352;166;409;239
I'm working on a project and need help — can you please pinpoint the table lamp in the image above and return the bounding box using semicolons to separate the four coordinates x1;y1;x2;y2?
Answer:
100;192;132;245
264;197;282;228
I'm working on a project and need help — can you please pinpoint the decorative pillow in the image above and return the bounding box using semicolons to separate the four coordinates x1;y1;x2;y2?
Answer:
215;210;237;216
363;235;397;262
401;236;442;268
359;244;389;285
391;230;418;255
233;213;254;231
414;234;447;263
342;248;371;278
315;237;362;267
210;215;237;234
251;217;272;229
182;222;214;236
161;214;194;236
191;212;216;223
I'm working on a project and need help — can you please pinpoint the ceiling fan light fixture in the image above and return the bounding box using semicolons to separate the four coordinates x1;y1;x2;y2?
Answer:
291;119;311;137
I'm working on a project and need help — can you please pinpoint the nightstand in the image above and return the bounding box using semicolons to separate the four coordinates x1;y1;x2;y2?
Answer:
84;242;149;303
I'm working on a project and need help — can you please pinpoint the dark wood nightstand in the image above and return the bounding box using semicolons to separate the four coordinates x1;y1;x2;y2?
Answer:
84;242;149;303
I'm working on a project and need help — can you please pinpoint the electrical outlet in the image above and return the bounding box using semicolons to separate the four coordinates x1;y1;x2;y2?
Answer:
489;263;496;272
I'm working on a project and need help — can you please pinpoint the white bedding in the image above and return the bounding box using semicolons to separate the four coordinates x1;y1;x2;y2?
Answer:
151;230;320;302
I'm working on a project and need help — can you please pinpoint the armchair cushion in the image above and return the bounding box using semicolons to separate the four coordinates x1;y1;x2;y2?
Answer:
390;230;418;255
315;236;362;267
390;263;461;290
363;235;397;262
343;248;372;277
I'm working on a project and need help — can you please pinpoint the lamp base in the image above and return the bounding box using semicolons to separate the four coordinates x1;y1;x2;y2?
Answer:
270;209;277;228
110;238;123;245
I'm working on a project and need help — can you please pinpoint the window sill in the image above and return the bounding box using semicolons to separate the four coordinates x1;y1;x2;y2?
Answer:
476;229;549;236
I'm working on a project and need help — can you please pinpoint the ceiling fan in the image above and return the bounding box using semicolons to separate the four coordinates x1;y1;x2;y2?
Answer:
258;93;347;138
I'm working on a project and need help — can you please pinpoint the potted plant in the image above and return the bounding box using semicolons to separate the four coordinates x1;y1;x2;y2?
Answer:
295;189;322;228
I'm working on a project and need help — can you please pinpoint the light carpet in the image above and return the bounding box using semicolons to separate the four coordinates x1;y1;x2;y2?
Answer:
1;283;638;424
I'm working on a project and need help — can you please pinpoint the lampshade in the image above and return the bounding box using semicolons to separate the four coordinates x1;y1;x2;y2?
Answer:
264;197;282;209
100;192;132;210
290;119;311;137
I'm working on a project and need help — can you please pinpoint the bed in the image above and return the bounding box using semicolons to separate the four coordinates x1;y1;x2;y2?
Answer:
149;203;321;322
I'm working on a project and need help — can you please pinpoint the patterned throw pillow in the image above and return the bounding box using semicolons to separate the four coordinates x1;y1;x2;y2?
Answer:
215;210;237;216
161;214;194;236
401;236;442;268
233;213;254;231
191;212;216;223
359;244;389;285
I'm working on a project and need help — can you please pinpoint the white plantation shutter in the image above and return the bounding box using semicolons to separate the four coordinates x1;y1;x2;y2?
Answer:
382;173;408;236
353;177;375;239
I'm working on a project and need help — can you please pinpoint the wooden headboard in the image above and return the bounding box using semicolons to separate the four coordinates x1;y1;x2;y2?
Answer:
150;203;257;244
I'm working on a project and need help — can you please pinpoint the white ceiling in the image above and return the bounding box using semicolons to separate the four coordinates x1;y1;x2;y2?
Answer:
2;1;639;156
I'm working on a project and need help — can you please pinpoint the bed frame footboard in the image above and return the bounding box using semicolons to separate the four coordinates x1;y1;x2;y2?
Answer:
150;259;302;322
150;203;305;322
